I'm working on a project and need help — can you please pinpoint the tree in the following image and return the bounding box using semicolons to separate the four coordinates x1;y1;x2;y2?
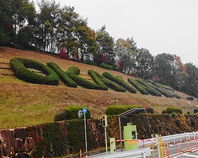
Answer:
135;48;154;80
154;53;186;89
115;38;137;73
181;63;198;97
95;26;115;65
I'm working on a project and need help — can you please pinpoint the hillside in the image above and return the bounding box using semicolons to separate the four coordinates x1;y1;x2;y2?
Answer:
0;46;197;129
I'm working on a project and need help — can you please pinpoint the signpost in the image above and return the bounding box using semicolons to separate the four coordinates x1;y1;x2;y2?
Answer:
82;108;88;153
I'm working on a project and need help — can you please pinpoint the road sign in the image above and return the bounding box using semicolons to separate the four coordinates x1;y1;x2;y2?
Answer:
82;108;87;114
78;110;83;118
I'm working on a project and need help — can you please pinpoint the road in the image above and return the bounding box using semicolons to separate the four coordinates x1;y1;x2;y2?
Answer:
148;140;198;158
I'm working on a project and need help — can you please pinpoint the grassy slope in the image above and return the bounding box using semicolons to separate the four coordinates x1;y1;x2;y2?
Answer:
0;47;198;129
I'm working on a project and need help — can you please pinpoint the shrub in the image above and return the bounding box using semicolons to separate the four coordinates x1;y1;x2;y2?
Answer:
173;94;181;99
162;107;183;114
148;82;174;98
103;72;137;93
54;110;70;121
85;60;97;66
47;62;77;87
153;83;174;91
128;78;149;95
136;79;161;96
88;70;108;90
99;63;113;70
10;57;59;85
66;106;91;119
146;108;154;113
66;66;101;90
106;105;142;115
91;71;126;92
67;66;80;75
193;109;198;113
186;96;194;100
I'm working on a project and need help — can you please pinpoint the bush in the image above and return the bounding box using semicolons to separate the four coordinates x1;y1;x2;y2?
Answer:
67;66;80;75
146;108;154;113
128;78;149;95
91;71;126;92
88;70;108;90
193;109;198;113
186;96;194;100
153;83;174;91
85;60;97;66
173;94;181;99
103;72;137;93
10;57;59;85
47;62;77;87
99;63;113;70
106;105;142;115
66;106;91;119
162;107;183;114
66;66;101;90
148;82;174;98
54;110;70;121
136;79;161;96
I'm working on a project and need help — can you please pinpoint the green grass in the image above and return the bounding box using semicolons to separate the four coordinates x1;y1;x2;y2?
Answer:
0;97;54;128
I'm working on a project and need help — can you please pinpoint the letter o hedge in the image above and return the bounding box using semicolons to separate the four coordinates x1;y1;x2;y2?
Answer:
10;57;59;85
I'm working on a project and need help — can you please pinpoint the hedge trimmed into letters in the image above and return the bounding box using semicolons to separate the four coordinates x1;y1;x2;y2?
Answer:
88;70;108;90
148;82;174;98
66;66;101;90
103;72;137;93
136;79;161;96
47;62;77;87
10;57;59;85
95;72;126;92
128;78;149;95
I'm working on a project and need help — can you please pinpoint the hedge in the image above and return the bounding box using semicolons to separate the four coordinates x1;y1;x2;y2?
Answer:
66;106;91;119
128;78;149;95
10;57;59;85
103;72;137;93
136;79;161;96
162;106;183;114
66;66;101;90
67;66;80;75
173;94;181;99
47;62;77;87
54;110;70;121
193;109;198;113
88;70;108;90
106;105;142;115
99;63;113;70
90;71;126;92
154;82;174;91
148;82;174;98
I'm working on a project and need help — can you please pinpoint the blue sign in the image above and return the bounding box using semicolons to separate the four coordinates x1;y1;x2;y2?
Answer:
82;108;87;114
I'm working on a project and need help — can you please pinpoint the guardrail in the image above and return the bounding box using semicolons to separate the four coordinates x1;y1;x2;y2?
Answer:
138;131;198;147
89;147;151;158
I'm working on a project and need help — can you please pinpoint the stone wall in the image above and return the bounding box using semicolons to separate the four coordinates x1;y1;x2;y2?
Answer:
0;120;104;158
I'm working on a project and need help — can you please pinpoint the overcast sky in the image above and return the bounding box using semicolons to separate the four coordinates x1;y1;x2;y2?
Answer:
34;0;198;65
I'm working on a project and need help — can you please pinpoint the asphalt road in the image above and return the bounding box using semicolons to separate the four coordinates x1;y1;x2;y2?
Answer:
148;140;198;158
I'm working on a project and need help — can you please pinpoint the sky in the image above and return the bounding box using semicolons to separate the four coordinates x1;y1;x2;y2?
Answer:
34;0;198;65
